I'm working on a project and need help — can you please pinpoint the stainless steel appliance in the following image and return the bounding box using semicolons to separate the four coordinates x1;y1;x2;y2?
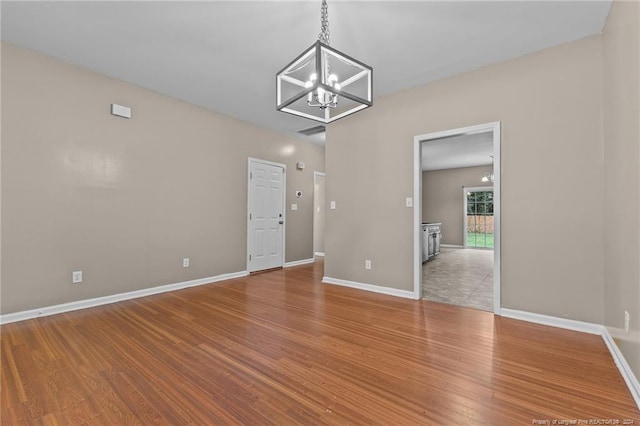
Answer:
422;223;442;263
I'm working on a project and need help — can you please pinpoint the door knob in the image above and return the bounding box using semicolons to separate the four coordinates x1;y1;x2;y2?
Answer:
279;220;284;225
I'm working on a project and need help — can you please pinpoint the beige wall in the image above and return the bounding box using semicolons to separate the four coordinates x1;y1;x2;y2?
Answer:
603;0;640;378
1;42;325;314
326;34;605;323
422;166;493;246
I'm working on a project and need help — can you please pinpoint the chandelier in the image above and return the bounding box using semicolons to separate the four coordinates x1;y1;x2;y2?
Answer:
482;156;495;182
481;172;494;183
276;0;373;124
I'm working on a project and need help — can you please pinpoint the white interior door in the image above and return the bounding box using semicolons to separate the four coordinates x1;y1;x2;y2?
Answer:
248;159;285;272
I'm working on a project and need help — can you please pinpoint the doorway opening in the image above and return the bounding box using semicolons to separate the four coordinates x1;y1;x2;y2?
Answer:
413;122;501;314
313;172;326;259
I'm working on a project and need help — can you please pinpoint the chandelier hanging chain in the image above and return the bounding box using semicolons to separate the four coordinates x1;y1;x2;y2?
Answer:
318;0;330;45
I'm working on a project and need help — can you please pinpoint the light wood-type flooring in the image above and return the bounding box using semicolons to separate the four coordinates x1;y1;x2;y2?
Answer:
2;260;639;424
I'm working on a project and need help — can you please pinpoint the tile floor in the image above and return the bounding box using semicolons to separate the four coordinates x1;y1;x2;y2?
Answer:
422;248;493;311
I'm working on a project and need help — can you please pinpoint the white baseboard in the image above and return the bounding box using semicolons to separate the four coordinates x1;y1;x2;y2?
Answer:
501;308;639;410
314;252;325;257
441;244;464;249
602;327;640;408
284;258;315;268
322;276;416;299
500;308;603;335
0;270;249;325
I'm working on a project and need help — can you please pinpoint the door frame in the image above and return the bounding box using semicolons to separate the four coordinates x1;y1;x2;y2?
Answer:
247;157;287;273
413;121;501;314
313;171;326;257
463;186;494;249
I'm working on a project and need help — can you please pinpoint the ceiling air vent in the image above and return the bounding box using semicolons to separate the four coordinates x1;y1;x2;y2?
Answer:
297;125;326;137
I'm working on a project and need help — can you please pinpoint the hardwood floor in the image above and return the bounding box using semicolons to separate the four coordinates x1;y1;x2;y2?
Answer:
2;260;638;425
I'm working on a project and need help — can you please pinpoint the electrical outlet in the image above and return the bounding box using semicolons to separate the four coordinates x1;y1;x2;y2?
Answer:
183;258;190;268
625;311;630;333
406;197;413;208
72;271;83;284
365;260;372;270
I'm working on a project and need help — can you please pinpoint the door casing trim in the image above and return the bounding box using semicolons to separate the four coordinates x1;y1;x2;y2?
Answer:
313;171;326;257
413;121;501;314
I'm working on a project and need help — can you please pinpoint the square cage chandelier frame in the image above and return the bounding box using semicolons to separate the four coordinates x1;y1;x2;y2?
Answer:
276;41;373;124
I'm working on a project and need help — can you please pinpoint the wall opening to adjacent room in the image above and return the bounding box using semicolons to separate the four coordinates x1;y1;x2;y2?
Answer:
413;122;501;314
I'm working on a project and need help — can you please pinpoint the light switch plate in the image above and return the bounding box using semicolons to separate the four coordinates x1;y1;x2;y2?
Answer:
72;271;83;284
406;197;413;208
291;203;298;211
330;201;336;210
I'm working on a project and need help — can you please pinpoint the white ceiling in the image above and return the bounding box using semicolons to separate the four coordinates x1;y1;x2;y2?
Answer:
1;1;612;146
421;132;493;171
